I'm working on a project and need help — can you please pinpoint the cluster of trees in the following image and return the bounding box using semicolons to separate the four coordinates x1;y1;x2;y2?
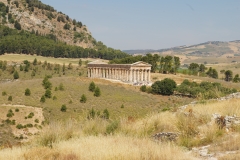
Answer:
143;78;237;99
0;25;129;60
26;0;55;12
89;81;101;97
0;2;8;17
176;80;236;99
110;54;180;73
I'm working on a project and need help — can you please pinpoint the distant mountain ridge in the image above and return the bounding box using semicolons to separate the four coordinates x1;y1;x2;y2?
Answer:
123;40;240;56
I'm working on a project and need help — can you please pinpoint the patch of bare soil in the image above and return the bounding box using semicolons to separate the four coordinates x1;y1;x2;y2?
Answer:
0;104;44;142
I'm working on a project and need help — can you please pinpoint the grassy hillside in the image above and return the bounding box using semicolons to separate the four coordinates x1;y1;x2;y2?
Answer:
1;54;240;159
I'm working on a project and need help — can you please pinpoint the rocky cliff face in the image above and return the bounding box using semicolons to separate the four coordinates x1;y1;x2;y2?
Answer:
0;0;96;48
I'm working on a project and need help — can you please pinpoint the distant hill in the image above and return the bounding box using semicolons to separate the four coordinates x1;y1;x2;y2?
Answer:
123;41;240;57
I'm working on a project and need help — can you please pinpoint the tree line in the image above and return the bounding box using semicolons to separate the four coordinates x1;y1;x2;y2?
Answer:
110;54;180;73
0;25;129;60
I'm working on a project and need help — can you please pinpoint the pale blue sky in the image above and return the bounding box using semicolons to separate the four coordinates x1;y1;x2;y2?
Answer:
41;0;240;50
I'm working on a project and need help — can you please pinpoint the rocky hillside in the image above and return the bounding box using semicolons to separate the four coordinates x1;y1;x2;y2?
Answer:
0;0;96;48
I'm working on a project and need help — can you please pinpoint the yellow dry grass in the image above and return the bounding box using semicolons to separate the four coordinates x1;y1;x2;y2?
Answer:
0;136;197;160
185;99;240;116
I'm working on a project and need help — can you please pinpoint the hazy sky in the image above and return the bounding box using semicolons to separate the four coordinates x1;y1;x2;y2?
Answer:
41;0;240;50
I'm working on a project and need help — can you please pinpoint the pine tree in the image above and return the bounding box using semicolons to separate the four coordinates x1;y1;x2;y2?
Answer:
80;94;87;103
94;87;101;97
13;71;19;79
89;82;95;92
25;88;31;96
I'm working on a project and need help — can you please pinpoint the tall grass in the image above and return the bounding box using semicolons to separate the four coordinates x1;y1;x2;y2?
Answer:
0;136;196;160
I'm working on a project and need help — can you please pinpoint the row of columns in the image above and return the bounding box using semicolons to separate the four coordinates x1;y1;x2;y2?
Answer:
88;68;151;83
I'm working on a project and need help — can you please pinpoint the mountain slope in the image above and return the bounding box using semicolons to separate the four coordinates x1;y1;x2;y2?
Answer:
0;0;95;48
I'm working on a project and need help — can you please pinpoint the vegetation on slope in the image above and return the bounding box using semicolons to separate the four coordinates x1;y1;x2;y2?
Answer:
0;25;128;59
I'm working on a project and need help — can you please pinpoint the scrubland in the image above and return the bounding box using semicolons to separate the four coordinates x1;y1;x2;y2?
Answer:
1;54;240;159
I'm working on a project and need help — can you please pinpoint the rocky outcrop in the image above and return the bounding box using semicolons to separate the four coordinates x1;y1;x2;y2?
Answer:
152;132;179;142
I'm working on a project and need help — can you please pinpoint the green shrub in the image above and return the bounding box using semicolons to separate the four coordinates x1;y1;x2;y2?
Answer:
8;96;12;101
2;91;7;96
35;119;39;123
152;78;177;95
13;70;19;79
87;108;95;119
80;94;87;103
102;109;109;119
61;104;67;112
15;108;19;112
40;95;45;103
53;96;57;100
6;112;14;118
25;88;31;96
27;112;34;118
26;123;33;128
106;121;119;134
94;87;101;97
140;85;147;92
45;89;52;98
89;81;95;92
16;124;23;129
59;83;64;91
120;104;124;108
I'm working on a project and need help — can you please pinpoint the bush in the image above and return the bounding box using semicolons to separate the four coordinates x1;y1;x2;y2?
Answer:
80;94;87;103
140;85;147;92
42;77;52;90
6;112;14;118
2;91;7;96
106;121;119;134
28;112;34;118
16;124;23;129
102;109;109;119
15;108;19;112
61;105;67;112
40;95;45;103
87;108;95;119
53;96;57;100
8;96;12;101
35;119;39;123
89;81;96;92
152;78;177;95
94;87;101;97
13;70;19;79
26;123;33;128
59;83;64;91
25;88;31;96
45;89;52;98
121;104;124;108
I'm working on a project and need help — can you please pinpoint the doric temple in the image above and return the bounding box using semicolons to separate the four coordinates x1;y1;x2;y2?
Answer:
87;61;152;84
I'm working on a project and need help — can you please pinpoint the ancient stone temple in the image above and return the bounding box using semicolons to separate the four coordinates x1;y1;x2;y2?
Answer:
87;61;152;84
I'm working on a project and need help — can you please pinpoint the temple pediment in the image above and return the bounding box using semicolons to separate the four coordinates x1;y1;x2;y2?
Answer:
131;61;152;66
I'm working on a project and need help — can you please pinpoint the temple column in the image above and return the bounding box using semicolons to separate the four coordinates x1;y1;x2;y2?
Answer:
148;70;151;82
95;68;98;78
143;70;146;82
88;68;90;78
113;69;116;79
129;69;132;82
106;68;109;79
136;69;139;83
141;70;143;82
125;69;128;81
